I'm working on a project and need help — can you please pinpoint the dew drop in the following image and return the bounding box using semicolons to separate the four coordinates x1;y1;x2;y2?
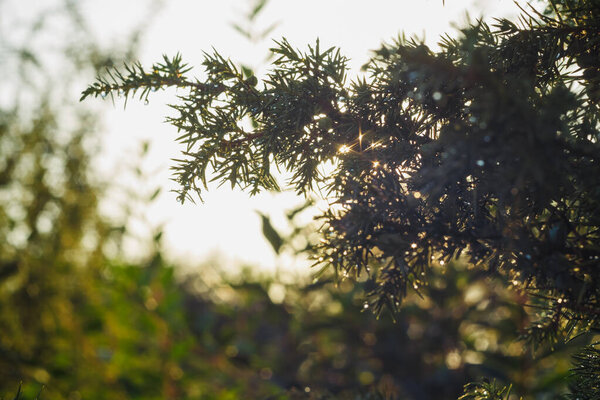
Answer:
432;91;442;101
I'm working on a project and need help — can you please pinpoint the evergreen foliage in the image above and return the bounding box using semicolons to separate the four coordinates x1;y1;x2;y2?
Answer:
567;343;600;399
80;0;599;397
83;0;600;331
458;380;512;400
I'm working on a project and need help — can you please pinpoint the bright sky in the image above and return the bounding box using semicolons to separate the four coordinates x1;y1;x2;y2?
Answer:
33;0;525;274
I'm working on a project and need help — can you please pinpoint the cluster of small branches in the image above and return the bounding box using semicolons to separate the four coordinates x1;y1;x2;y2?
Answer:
81;53;195;106
567;342;600;399
84;39;348;202
458;380;513;400
82;1;600;348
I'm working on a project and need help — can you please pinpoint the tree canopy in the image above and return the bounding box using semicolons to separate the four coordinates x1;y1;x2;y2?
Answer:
83;0;600;397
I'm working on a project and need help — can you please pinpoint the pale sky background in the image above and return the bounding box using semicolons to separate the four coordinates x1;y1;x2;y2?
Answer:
5;0;526;275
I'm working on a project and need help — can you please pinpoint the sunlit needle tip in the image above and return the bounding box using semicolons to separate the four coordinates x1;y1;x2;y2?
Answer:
339;144;351;154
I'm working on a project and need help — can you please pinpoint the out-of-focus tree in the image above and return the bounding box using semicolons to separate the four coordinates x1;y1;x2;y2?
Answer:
83;0;600;397
0;0;153;397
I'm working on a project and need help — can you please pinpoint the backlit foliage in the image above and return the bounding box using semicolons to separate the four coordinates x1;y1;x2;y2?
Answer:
83;0;600;339
80;0;600;397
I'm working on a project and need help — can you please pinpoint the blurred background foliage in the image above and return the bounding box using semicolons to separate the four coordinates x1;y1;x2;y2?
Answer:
0;0;590;399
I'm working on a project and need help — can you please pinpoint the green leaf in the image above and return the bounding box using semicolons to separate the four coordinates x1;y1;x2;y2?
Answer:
257;211;283;254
